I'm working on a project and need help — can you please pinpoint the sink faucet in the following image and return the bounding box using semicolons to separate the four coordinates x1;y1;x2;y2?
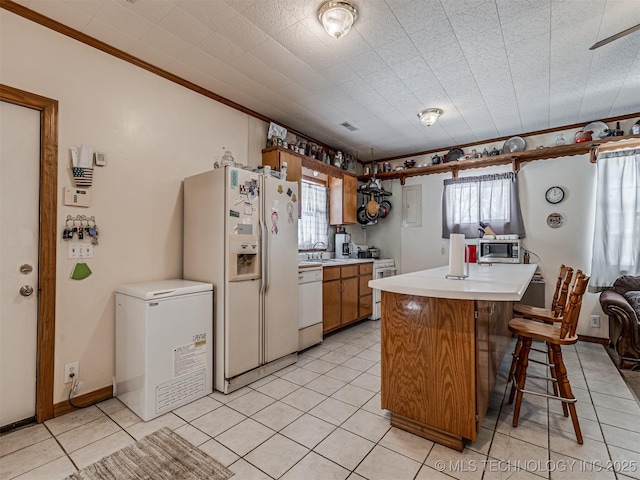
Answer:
312;241;326;260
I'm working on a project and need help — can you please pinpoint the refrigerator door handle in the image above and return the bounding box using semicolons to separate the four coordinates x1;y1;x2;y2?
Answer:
263;219;269;294
258;217;267;296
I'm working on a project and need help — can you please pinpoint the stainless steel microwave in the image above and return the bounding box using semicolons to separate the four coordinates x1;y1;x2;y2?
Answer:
478;239;521;263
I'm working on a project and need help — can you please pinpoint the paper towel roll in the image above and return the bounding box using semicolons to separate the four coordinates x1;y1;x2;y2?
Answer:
449;234;466;277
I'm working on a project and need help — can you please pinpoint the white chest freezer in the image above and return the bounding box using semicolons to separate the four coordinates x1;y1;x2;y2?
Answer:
115;279;213;421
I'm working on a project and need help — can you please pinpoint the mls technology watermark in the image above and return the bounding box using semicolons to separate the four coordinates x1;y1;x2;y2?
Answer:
433;459;638;474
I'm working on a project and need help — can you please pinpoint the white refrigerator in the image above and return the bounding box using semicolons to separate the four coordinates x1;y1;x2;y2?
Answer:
184;167;299;393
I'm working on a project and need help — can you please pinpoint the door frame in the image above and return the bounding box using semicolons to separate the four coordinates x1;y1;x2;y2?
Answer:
1;84;58;422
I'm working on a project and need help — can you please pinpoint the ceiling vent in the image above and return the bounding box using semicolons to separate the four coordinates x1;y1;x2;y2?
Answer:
340;122;359;132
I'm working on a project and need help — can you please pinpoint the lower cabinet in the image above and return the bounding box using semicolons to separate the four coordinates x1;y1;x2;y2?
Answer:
322;268;342;333
323;262;373;334
358;263;373;318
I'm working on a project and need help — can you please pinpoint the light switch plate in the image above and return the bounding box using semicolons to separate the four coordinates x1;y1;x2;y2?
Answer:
67;242;93;259
68;243;81;259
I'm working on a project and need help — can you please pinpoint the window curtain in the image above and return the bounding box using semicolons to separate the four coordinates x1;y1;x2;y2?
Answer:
298;180;329;250
589;147;640;292
442;172;525;238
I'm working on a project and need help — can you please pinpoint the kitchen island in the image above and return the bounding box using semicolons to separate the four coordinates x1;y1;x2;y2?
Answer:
369;263;536;451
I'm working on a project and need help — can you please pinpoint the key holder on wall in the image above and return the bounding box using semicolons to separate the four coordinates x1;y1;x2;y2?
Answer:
62;215;100;245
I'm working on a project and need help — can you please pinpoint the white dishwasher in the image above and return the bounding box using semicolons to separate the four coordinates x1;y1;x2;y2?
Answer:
298;265;323;350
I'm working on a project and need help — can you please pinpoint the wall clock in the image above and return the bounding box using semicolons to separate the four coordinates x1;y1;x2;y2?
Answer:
545;186;565;204
547;212;564;228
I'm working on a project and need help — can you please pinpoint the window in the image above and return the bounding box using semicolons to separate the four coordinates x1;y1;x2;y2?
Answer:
298;180;329;250
590;148;640;291
442;172;525;238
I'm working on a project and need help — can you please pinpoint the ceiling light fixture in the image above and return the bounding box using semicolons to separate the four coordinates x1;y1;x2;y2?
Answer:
418;108;442;126
319;1;358;39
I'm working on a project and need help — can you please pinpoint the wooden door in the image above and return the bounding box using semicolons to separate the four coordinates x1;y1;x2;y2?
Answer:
342;175;357;224
322;279;342;333
0;85;58;424
341;276;359;326
328;175;343;225
279;150;301;217
1;101;40;428
359;273;373;318
328;174;357;225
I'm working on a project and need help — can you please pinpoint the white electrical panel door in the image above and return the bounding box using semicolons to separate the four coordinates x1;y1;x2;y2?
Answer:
402;184;422;228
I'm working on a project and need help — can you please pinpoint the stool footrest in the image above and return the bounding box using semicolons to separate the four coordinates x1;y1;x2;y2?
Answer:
511;378;576;403
528;357;554;368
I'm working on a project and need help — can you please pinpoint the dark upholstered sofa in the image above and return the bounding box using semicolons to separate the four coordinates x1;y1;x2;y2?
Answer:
600;275;640;370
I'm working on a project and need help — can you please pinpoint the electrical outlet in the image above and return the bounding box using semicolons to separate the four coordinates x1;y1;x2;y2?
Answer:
590;315;601;328
64;361;79;384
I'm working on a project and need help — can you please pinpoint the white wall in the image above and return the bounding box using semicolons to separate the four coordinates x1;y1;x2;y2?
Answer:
362;179;403;262
1;11;268;403
364;152;606;337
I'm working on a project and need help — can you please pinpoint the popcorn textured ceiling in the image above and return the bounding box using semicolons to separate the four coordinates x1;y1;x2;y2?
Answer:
10;0;640;160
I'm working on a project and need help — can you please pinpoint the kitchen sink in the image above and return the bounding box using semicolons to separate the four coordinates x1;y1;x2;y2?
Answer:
320;258;371;264
301;258;374;265
298;261;322;267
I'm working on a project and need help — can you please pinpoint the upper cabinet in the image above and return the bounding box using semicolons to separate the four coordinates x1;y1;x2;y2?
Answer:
329;174;357;225
262;147;302;217
262;146;358;225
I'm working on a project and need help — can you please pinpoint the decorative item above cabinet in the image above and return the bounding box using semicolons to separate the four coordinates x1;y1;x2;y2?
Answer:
357;135;640;185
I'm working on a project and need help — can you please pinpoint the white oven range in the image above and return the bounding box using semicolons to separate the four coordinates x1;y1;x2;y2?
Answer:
370;259;396;320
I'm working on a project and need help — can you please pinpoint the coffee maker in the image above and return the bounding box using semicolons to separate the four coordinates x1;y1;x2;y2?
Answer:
335;233;352;259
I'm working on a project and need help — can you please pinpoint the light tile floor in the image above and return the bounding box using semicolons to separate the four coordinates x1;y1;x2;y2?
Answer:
2;319;640;480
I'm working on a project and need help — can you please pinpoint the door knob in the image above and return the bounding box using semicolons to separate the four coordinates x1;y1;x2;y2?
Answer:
20;264;33;274
20;285;34;297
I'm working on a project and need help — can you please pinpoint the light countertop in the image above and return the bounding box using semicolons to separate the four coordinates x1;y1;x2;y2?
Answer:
369;263;537;301
298;261;322;269
299;259;375;268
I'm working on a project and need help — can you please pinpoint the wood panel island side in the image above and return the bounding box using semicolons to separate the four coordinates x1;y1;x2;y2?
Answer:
369;263;537;451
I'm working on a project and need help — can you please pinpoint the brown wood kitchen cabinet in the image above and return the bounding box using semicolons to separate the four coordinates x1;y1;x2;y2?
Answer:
322;267;342;333
323;262;373;334
381;293;513;451
262;146;302;216
358;263;373;318
322;265;358;334
329;174;357;225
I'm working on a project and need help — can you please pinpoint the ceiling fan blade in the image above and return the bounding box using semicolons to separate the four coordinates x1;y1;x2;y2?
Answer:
589;23;640;50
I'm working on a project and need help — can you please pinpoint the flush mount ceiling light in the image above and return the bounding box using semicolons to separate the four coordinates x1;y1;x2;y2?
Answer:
319;1;358;39
418;108;442;126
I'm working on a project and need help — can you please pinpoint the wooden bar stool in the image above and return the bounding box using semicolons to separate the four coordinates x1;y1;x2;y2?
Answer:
513;264;574;320
508;267;583;414
508;272;590;444
507;265;575;388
